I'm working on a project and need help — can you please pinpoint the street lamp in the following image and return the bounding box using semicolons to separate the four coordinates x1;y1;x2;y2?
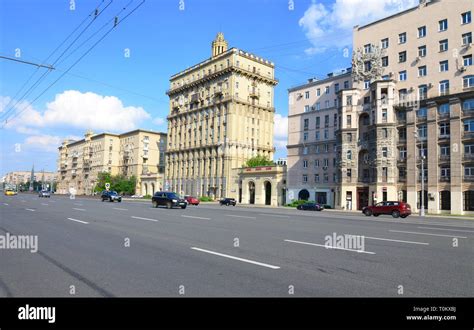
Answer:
414;130;426;217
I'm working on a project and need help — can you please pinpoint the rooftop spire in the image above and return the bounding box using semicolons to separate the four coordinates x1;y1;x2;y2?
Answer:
212;32;228;58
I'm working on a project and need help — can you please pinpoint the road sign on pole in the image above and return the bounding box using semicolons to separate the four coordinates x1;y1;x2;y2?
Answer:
105;183;110;191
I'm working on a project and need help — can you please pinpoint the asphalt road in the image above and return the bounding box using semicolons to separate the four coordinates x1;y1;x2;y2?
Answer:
0;193;473;297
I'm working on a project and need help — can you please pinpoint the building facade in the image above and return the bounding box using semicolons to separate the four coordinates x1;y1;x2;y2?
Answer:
288;0;474;215
165;33;278;198
56;129;166;196
287;70;352;208
4;170;56;186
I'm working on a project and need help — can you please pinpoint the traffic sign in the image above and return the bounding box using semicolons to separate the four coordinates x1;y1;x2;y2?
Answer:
105;183;110;190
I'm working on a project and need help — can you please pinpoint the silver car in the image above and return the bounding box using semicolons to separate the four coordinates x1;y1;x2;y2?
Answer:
39;190;51;198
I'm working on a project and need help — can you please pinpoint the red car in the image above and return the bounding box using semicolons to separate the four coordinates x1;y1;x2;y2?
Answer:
185;195;200;205
362;201;411;218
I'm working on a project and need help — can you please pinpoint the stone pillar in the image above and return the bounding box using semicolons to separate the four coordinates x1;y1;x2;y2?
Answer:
450;98;464;215
427;101;439;214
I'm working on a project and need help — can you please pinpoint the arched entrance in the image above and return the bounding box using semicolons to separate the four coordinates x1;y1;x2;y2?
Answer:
298;189;310;201
249;181;255;204
143;183;148;196
151;183;155;195
264;181;271;205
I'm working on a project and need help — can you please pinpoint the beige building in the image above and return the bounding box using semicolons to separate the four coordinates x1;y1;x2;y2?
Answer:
57;129;166;196
288;0;474;215
287;70;352;207
229;165;287;206
4;170;56;186
165;33;278;198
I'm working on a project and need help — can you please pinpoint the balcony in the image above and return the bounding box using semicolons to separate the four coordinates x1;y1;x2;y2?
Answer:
463;131;474;139
142;154;149;159
464;175;474;182
190;94;201;104
358;177;370;183
398;177;407;182
123;151;130;159
439;176;451;182
249;89;260;99
439;155;450;162
464;153;474;161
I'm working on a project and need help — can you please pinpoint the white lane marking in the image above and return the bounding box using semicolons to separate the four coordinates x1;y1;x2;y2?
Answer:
41;203;49;206
67;218;89;224
259;213;289;218
131;216;159;222
225;214;256;219
389;230;467;239
365;236;429;245
3;203;8;206
25;208;35;212
74;203;83;206
181;215;211;220
73;208;86;211
191;247;280;269
284;239;376;255
113;207;128;211
417;226;474;233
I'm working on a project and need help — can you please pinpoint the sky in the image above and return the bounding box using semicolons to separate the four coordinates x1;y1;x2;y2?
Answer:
0;0;418;176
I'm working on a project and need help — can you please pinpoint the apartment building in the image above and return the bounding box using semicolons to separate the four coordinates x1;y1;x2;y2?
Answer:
337;0;473;214
4;170;56;186
165;33;278;198
56;129;166;196
287;70;352;207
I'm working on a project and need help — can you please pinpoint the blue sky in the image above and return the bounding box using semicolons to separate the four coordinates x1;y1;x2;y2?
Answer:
0;0;417;176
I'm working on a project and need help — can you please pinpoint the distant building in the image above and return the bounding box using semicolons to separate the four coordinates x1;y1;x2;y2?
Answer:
4;170;56;187
56;129;167;195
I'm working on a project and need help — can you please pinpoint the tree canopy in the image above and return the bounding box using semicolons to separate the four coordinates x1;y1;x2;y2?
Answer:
94;172;136;195
244;155;274;167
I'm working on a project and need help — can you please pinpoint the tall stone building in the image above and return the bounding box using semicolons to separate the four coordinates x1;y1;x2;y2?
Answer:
57;129;166;196
165;33;278;198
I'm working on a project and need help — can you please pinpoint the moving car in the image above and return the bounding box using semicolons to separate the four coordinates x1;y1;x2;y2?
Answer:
219;198;236;206
152;191;187;209
101;190;122;202
4;189;17;196
184;195;200;205
297;202;323;211
362;201;411;218
38;190;51;198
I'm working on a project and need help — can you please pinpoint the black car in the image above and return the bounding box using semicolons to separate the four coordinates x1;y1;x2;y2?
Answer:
152;191;187;209
297;202;323;211
101;190;122;202
219;198;236;206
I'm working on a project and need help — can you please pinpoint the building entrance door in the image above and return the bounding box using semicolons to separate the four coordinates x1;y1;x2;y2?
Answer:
357;188;369;210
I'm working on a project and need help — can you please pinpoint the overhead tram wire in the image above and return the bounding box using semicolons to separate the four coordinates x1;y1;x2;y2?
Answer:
1;0;147;128
0;0;113;124
0;0;105;117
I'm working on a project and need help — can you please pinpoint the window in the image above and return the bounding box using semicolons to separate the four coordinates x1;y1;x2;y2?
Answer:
382;147;388;157
305;91;310;99
316;102;320;111
399;147;407;159
304;105;310;112
325;86;330;94
398;51;407;63
315;131;320;140
382;56;389;67
303;132;308;141
464;55;473;66
364;61;372;72
419;85;428;100
418;45;427;57
344;80;349;89
398;32;406;44
315;145;320;154
364;80;370;89
439;39;448;52
462;11;471;24
418;66;427;77
303;147;308;155
381;38;389;49
440;145;450;156
399;70;407;81
324;158;329;167
463;75;474;88
465;144;474;154
439;80;450;95
347;169;352;177
440;122;450;136
314;159;320;167
324;115;329;127
464;119;474;132
440;167;451;178
314;174;320;182
303;160;308;168
418;124;427;138
316;88;321;96
346;115;351;126
316;116;320;128
324;144;329;152
438;19;448;31
302;175;308;183
364;44;372;53
325;100;330;108
347;133;352;142
382;109;388;122
462;32;472;45
346;150;352;160
418;26;426;38
304;118;309;130
439;60;449;72
417;107;427;118
466;167;474;177
464;99;474;110
464;191;474;211
324;129;329;140
335;83;340;92
382;128;388;138
438;103;450;114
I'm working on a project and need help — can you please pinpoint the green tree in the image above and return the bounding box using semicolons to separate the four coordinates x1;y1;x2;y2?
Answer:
94;172;136;195
243;155;274;167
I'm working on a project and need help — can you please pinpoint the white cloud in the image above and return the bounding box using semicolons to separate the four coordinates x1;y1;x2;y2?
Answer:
153;117;165;126
24;135;62;152
274;113;288;150
3;90;151;132
299;0;417;55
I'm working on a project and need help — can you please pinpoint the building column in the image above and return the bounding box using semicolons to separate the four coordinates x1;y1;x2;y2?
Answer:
427;101;439;214
450;98;464;215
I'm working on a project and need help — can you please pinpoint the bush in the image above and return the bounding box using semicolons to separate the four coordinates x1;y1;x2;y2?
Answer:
323;204;332;209
143;194;152;199
199;196;214;202
285;199;314;207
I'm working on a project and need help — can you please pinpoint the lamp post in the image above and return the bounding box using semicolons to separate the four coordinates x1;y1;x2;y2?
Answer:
414;130;426;217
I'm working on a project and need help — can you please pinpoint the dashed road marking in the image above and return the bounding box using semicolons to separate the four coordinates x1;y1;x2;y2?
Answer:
191;247;280;269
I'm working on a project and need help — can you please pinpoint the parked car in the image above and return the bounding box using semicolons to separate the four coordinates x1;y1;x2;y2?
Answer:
4;189;17;196
184;195;200;205
219;198;236;206
297;202;323;211
362;201;411;218
101;190;122;202
38;190;51;198
152;191;187;209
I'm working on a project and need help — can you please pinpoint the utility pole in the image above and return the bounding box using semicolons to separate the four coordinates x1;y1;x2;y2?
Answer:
414;130;426;217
